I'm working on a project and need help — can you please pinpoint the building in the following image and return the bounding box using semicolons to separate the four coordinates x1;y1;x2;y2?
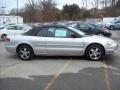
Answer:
0;16;23;24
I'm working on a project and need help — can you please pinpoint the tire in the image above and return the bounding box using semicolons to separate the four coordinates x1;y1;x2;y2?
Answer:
109;26;115;30
85;44;105;61
1;34;7;41
17;45;34;61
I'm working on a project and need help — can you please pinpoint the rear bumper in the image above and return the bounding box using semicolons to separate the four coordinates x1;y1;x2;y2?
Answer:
5;45;16;53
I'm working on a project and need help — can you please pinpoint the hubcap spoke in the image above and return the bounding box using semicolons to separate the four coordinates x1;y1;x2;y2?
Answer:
89;47;101;60
19;47;30;59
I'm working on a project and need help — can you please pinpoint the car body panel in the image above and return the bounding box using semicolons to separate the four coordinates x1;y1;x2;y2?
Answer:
43;37;84;55
5;25;118;58
0;24;32;39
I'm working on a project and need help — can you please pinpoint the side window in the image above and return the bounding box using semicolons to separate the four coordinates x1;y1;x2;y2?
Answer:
7;26;16;30
54;27;76;38
37;27;54;37
71;23;78;29
67;29;77;38
55;28;67;38
78;23;89;30
16;26;24;30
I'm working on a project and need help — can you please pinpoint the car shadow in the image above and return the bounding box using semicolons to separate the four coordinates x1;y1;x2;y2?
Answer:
7;54;86;61
33;56;86;61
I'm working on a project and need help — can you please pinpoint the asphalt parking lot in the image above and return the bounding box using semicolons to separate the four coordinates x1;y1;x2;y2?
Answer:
0;31;120;90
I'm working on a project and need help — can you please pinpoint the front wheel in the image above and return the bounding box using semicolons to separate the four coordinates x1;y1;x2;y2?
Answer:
85;44;105;61
17;45;34;61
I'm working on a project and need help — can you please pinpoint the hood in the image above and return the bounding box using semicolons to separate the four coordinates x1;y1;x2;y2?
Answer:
105;22;114;26
83;35;114;43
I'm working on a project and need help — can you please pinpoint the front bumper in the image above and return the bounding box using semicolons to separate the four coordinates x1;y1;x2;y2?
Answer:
106;44;118;55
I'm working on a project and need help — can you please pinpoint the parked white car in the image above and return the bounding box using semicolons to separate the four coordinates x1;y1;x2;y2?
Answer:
0;24;32;40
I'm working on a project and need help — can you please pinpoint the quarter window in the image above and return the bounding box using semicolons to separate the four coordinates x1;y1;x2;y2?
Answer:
37;27;54;37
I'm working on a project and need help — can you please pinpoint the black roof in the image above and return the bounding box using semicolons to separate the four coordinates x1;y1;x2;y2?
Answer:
24;24;67;36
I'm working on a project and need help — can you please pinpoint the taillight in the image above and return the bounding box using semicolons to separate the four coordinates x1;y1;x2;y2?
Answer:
4;37;10;42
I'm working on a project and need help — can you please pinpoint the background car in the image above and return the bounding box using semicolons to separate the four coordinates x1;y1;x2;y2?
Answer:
0;24;32;40
105;20;120;30
66;22;112;37
5;25;118;61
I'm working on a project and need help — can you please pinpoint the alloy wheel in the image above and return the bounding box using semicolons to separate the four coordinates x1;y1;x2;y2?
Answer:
89;47;102;60
18;45;34;60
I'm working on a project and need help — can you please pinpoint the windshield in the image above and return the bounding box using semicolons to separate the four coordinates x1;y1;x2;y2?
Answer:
89;24;102;29
68;26;87;36
23;24;32;30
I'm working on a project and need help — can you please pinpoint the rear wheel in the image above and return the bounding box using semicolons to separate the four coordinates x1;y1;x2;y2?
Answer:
17;45;34;61
85;44;105;61
1;34;7;41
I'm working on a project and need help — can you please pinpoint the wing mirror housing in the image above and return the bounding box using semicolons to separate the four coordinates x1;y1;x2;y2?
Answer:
71;34;79;38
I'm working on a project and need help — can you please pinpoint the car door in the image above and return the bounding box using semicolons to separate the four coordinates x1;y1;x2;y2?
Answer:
39;27;84;56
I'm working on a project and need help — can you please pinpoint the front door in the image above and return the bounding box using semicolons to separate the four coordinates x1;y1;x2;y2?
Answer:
37;27;84;56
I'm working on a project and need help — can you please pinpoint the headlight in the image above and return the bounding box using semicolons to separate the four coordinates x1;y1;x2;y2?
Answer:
106;41;115;46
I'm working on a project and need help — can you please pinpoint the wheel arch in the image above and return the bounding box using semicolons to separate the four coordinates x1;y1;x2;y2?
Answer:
85;43;105;55
16;43;34;54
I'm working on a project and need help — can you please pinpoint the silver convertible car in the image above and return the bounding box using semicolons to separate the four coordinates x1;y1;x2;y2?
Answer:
5;25;118;61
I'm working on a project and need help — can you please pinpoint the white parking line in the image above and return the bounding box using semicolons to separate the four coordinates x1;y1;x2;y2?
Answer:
103;61;112;90
44;60;71;90
0;61;24;75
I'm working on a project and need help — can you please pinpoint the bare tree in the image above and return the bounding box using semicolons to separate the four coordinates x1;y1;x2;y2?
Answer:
40;0;60;22
26;0;39;22
90;0;99;17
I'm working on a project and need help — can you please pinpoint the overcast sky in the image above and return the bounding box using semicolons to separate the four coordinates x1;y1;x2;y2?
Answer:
0;0;98;14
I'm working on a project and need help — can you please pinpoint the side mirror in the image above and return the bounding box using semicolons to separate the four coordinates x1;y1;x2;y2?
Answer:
71;34;78;38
